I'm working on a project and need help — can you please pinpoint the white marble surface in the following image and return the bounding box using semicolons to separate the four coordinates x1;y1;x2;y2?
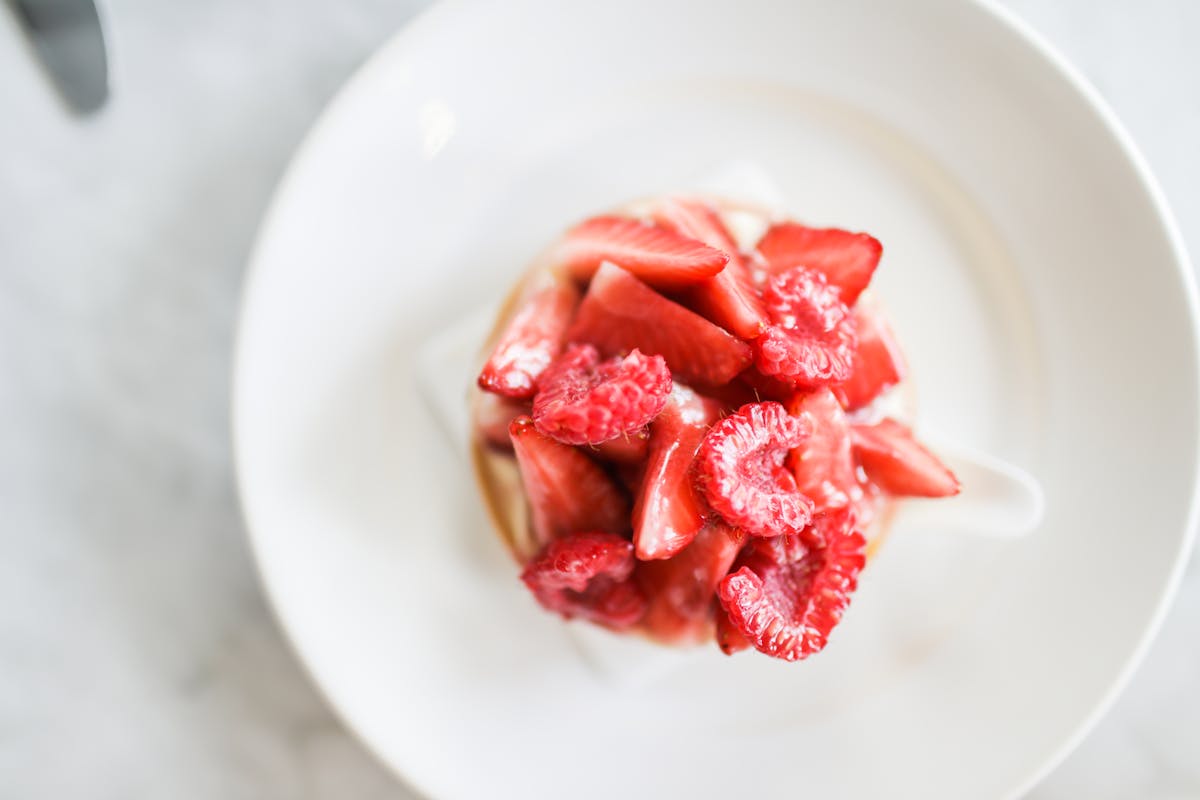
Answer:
0;1;1196;797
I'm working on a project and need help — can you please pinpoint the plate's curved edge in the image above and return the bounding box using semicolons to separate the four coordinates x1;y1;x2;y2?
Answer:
229;1;1200;798
966;1;1200;797
229;3;475;799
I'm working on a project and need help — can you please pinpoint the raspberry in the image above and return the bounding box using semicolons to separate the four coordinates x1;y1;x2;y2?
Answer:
520;532;646;629
532;344;671;446
695;402;814;538
753;266;857;388
717;525;867;661
770;504;857;559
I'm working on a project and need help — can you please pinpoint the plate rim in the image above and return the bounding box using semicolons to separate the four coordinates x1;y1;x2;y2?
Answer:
231;1;1200;797
967;1;1200;795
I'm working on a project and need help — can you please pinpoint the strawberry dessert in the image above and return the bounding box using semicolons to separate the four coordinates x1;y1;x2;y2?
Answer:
471;196;959;662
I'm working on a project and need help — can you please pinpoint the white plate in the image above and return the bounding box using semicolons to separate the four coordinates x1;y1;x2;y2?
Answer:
233;1;1200;797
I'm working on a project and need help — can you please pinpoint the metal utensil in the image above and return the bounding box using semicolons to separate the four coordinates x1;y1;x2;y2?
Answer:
7;0;109;114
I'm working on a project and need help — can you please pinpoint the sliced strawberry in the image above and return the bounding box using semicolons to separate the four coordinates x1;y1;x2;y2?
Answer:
509;416;631;545
755;222;882;305
671;375;757;414
717;524;867;661
521;532;646;629
832;304;907;411
651;198;768;338
715;606;752;654
613;459;648;497
633;386;722;561
552;215;728;290
589;430;651;464
736;367;799;404
473;393;530;451
786;388;859;518
532;344;671;446
567;263;753;386
637;521;743;644
850;418;960;497
754;266;857;388
696;402;814;538
477;281;580;399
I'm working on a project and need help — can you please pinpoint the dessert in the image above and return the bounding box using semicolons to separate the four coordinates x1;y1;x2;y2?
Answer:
471;196;959;662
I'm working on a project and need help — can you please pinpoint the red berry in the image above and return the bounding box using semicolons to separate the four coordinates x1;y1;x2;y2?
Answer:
696;402;814;538
567;263;753;387
588;429;651;464
803;504;859;552
473;393;530;451
553;215;728;289
637;521;742;644
633;385;721;561
737;366;801;404
478;281;580;399
715;606;752;654
651;197;768;338
787;388;860;517
521;532;646;629
532;344;671;446
717;524;867;661
832;303;907;411
755;222;882;306
754;267;857;388
767;503;858;561
613;459;648;497
692;376;765;414
851;418;960;497
509;416;631;546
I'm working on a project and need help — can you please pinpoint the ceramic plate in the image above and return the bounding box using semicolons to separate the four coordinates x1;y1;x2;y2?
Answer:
233;0;1199;797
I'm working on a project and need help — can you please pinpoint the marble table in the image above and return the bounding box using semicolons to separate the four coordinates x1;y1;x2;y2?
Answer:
1;1;1196;797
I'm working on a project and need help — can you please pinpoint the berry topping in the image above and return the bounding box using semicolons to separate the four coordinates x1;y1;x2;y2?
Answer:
632;385;721;560
473;197;962;656
521;532;646;629
753;266;857;388
532;344;671;446
478;281;580;399
637;521;743;644
554;215;729;289
802;504;859;552
651;197;768;338
737;366;801;404
832;303;907;411
768;504;858;560
787;388;860;517
717;523;867;661
754;223;882;306
509;416;631;546
851;418;960;497
696;402;814;538
567;262;753;387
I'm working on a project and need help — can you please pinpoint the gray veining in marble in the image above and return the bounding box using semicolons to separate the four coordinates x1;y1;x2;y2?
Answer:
0;1;1196;798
